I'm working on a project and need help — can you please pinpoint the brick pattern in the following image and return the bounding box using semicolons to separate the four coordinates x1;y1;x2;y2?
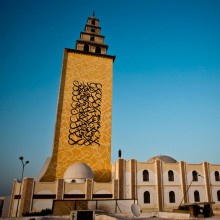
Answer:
113;179;119;199
56;179;64;200
19;178;34;216
8;180;17;217
180;161;187;203
86;179;93;199
131;159;136;199
203;162;211;202
40;50;114;182
156;160;163;211
118;159;124;199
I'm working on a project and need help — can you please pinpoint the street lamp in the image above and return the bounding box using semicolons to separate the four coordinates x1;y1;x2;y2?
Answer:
16;156;29;217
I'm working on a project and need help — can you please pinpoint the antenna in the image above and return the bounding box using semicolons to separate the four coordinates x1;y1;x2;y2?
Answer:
131;204;141;217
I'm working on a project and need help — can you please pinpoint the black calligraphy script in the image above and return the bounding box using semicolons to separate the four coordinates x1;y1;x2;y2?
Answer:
68;80;102;146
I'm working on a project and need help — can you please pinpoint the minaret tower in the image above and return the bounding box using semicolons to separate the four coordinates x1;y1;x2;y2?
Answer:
40;14;115;182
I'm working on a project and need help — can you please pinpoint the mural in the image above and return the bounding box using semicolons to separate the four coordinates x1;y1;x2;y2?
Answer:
69;80;102;146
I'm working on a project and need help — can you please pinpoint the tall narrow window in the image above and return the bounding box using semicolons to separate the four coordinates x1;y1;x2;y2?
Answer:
143;170;149;181
215;171;220;181
194;190;200;202
192;170;198;181
168;170;174;181
169;191;175;203
95;46;101;54
91;27;95;33
217;190;220;201
91;19;95;25
90;35;95;42
84;44;89;52
144;191;150;203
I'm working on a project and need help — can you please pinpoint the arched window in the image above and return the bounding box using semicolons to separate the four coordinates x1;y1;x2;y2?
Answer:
91;27;95;33
168;170;174;181
143;170;149;181
84;44;89;52
144;191;150;203
192;170;198;181
194;190;200;202
169;191;175;203
217;190;220;201
91;19;95;25
215;171;220;181
95;46;101;54
90;35;94;42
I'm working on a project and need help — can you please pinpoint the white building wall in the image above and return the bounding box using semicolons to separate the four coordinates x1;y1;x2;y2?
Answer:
137;187;157;208
137;169;156;185
163;187;182;207
66;189;84;194
211;187;220;204
136;167;157;210
188;186;206;203
186;170;205;186
163;170;181;185
210;170;220;185
32;190;53;212
125;171;131;198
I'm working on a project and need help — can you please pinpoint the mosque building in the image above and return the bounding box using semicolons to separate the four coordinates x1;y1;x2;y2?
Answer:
8;14;220;217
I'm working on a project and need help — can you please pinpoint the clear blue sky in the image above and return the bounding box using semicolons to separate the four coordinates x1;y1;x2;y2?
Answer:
0;0;220;195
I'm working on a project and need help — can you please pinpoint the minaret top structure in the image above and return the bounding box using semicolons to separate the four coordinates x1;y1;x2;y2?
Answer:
75;14;109;55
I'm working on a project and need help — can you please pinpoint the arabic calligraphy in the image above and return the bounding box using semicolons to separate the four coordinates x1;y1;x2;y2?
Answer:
68;80;102;146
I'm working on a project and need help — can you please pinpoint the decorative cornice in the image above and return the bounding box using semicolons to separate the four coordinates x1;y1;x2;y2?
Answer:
65;48;116;61
80;31;105;38
88;17;99;21
85;24;101;29
76;40;108;48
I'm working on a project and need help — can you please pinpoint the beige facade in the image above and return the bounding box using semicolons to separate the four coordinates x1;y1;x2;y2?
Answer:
9;157;220;216
7;14;220;217
39;16;115;183
112;158;220;212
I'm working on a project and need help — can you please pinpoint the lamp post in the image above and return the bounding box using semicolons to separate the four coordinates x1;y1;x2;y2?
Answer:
16;156;29;217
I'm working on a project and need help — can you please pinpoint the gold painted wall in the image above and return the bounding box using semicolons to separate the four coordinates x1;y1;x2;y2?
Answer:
40;49;114;182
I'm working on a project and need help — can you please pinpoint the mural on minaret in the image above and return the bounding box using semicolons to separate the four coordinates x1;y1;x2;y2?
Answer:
39;14;116;182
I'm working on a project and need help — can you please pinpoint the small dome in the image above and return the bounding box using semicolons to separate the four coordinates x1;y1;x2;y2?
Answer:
63;162;94;183
147;155;177;163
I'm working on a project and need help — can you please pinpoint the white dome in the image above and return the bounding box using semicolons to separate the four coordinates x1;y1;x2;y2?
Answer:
63;162;94;183
147;155;177;163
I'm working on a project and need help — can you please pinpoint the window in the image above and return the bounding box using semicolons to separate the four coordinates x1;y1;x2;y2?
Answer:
143;170;149;182
169;191;175;203
95;46;101;54
84;44;89;52
91;27;95;33
194;190;200;202
217;190;220;201
91;19;95;25
90;35;95;42
168;170;174;181
144;191;150;203
215;171;220;181
192;170;198;181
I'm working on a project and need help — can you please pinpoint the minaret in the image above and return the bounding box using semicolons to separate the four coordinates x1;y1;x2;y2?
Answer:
75;12;109;55
39;14;115;182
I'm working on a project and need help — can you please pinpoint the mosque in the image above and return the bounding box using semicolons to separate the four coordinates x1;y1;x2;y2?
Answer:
7;14;220;217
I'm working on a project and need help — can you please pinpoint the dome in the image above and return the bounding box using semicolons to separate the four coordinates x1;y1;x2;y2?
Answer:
63;162;94;183
147;155;177;163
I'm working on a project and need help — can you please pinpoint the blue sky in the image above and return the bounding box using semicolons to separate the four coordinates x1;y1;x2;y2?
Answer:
0;0;220;195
